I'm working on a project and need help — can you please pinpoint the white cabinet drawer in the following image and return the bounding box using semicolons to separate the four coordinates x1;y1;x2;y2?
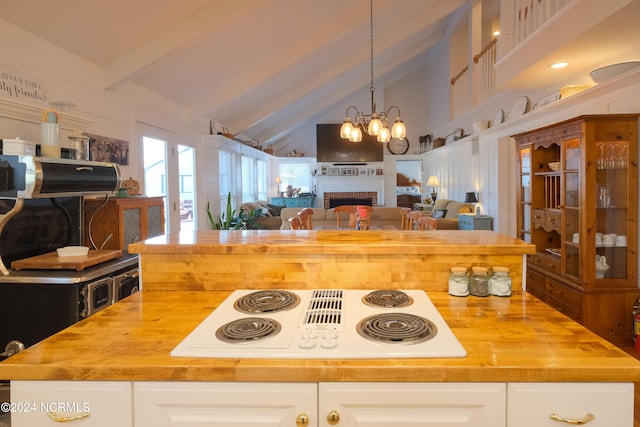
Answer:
10;380;132;427
320;382;506;427
507;382;633;427
134;382;317;427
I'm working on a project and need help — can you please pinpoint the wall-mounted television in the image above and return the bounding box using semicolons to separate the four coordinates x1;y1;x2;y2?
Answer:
316;124;384;163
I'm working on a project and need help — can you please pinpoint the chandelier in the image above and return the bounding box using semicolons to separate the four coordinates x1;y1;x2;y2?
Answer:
339;0;406;144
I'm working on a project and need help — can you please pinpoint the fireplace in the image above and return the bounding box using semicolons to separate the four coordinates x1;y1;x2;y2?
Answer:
324;192;378;209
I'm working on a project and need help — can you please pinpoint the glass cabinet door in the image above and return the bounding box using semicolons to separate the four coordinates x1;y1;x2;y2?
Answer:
518;146;531;243
595;140;630;280
562;137;580;279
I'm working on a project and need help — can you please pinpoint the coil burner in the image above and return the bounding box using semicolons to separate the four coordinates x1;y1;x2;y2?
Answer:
234;290;300;314
356;313;437;344
362;290;414;308
215;317;282;343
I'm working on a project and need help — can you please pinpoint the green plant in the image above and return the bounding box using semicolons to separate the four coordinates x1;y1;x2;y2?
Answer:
207;192;264;230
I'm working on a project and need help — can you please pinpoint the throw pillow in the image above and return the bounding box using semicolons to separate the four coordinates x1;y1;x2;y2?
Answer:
432;209;447;219
266;203;284;216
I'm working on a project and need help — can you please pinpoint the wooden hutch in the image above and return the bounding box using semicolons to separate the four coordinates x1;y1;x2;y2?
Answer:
514;114;639;347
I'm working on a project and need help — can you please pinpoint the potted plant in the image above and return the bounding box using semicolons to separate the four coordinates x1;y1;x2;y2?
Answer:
206;192;263;230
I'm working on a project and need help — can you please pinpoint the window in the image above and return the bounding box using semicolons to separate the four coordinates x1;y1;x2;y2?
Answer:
219;150;235;214
241;155;255;203
278;160;312;195
257;159;267;201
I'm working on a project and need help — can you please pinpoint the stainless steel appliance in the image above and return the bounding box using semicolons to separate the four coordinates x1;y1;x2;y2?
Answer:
0;154;132;360
0;155;120;199
0;256;139;359
171;289;466;359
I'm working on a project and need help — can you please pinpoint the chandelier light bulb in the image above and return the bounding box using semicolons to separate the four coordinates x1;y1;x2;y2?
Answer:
391;118;406;139
349;126;363;142
378;126;391;143
368;115;382;136
340;119;353;139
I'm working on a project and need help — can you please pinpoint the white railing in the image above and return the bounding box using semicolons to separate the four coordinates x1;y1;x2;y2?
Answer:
511;0;570;50
473;38;499;105
450;65;469;119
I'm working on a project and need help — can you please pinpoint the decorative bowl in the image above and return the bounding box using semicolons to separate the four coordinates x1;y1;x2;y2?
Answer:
590;61;640;83
57;246;90;257
548;162;561;172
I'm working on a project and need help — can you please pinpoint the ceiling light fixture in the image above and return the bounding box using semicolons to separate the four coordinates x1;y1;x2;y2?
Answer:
339;0;406;144
550;62;568;69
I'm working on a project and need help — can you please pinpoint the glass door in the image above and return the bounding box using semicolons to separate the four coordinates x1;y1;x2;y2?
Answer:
140;124;196;234
562;137;580;279
595;140;630;279
518;146;531;243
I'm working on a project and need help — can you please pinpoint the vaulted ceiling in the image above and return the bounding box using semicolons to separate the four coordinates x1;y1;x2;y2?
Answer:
2;0;467;147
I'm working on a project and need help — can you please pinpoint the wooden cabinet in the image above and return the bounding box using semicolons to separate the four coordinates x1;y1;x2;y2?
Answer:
514;115;639;346
84;196;164;251
11;381;132;427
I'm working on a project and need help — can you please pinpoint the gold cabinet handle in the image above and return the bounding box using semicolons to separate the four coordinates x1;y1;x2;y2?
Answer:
46;411;91;422
550;412;595;425
327;409;340;425
296;412;309;427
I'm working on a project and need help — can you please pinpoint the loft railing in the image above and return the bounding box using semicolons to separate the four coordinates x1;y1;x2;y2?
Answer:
450;65;469;118
504;0;570;54
473;37;499;105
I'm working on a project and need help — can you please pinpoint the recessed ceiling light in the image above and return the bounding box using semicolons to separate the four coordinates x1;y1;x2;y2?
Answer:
550;62;568;69
493;30;500;36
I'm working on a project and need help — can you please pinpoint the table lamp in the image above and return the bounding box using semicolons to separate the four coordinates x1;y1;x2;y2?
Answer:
426;175;440;203
464;191;479;215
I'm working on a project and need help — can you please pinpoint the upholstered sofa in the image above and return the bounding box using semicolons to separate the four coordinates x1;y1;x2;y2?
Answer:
280;207;405;230
422;198;473;230
238;200;284;230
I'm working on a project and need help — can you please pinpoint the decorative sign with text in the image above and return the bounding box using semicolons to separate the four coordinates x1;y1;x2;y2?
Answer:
0;62;49;107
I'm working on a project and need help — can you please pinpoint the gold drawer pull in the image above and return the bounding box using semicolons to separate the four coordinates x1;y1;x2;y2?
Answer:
46;411;91;423
296;412;309;427
550;412;595;425
327;409;340;425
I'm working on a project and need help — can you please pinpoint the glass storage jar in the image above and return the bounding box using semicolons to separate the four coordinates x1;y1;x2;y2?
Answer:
490;266;512;296
468;266;490;297
448;267;469;296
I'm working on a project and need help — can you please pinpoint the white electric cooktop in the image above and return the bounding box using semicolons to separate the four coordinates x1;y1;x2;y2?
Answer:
171;289;467;359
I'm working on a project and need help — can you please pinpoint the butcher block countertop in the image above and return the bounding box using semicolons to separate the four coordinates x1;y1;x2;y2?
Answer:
2;230;638;383
1;290;639;382
130;229;535;255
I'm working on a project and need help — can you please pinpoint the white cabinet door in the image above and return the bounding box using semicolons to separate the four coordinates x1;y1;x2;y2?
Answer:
319;382;506;427
507;382;633;427
10;380;132;427
134;382;317;427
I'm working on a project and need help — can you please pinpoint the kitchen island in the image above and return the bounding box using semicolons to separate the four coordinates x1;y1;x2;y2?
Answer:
1;230;639;426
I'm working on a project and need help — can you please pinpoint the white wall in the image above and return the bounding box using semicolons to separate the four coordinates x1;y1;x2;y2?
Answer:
0;19;199;187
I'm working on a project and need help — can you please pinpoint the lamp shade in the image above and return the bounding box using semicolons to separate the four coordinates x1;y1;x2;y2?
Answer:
464;192;478;204
426;175;440;187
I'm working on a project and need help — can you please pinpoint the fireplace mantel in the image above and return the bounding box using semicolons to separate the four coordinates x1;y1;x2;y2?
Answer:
315;176;385;208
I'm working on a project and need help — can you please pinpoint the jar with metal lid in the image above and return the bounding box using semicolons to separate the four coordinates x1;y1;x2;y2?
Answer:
448;267;469;297
490;266;512;296
468;266;490;297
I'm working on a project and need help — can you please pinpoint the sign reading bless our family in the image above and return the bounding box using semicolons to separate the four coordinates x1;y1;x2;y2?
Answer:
0;62;49;107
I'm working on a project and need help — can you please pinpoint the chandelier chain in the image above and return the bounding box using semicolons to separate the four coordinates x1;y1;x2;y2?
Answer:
339;0;406;143
370;0;374;96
